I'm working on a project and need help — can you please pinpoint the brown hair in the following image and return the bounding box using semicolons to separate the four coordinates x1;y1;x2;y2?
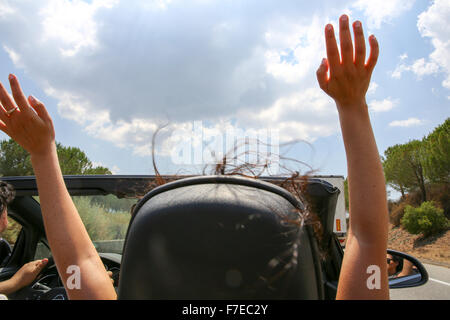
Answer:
0;181;15;217
147;129;325;255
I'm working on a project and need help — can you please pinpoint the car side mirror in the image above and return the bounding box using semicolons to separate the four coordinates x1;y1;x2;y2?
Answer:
387;249;428;289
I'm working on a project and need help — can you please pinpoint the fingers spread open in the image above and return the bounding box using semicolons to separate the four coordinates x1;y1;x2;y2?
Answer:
8;74;32;114
353;21;366;67
339;15;354;66
325;24;341;77
366;35;379;74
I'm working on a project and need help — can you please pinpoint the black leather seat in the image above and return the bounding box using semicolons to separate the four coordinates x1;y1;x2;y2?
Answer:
0;238;12;267
118;175;324;299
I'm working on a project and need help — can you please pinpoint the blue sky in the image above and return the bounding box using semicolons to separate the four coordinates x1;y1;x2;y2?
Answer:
0;0;448;197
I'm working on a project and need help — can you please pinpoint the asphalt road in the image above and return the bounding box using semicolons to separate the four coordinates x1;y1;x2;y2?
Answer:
390;263;450;300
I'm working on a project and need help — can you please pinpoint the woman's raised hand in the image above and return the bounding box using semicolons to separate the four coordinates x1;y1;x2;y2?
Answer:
316;14;379;112
0;75;116;300
319;16;389;300
0;74;55;157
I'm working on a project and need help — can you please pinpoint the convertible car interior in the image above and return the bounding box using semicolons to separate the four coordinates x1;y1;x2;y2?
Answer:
0;175;428;300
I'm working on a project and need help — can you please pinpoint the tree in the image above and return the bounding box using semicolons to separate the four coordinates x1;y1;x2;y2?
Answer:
402;140;427;202
0;139;34;176
383;144;416;199
56;143;111;175
0;139;111;176
383;141;427;201
422;118;449;184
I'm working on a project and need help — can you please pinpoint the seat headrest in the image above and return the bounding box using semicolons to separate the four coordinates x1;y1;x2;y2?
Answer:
118;176;321;299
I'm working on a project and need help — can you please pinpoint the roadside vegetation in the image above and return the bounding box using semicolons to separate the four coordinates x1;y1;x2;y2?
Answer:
383;118;449;242
73;196;134;241
0;140;128;244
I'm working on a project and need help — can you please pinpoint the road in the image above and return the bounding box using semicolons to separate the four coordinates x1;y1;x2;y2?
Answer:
390;263;450;300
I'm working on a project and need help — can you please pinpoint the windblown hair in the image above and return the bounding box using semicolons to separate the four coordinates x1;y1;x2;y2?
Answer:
147;127;326;255
0;181;15;217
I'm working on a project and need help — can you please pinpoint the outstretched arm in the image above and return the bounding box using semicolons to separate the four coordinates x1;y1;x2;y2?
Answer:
316;15;389;299
0;75;116;299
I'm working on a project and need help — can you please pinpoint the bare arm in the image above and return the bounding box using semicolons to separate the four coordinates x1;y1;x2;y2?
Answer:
316;15;389;299
0;75;116;299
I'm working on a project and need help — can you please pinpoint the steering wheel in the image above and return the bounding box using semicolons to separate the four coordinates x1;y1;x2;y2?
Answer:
11;254;119;300
11;256;68;300
33;256;68;300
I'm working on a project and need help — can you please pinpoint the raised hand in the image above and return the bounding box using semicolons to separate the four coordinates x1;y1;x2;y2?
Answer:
0;74;55;157
316;14;379;111
0;74;115;300
317;15;389;300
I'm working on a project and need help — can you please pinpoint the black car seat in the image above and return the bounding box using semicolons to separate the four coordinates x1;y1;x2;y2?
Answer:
0;238;12;267
118;175;325;299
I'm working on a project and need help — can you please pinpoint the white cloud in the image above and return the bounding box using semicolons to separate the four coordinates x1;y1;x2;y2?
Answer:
391;63;406;79
0;1;15;17
391;57;440;79
410;58;440;78
352;0;415;29
264;16;325;84
368;98;398;113
389;118;424;127
2;45;23;68
44;85;160;152
389;0;450;90
0;0;352;157
39;0;118;57
367;82;378;95
142;0;173;11
236;87;339;142
416;0;450;89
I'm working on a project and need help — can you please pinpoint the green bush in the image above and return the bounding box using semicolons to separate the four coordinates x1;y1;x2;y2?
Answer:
401;201;449;236
72;196;131;241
